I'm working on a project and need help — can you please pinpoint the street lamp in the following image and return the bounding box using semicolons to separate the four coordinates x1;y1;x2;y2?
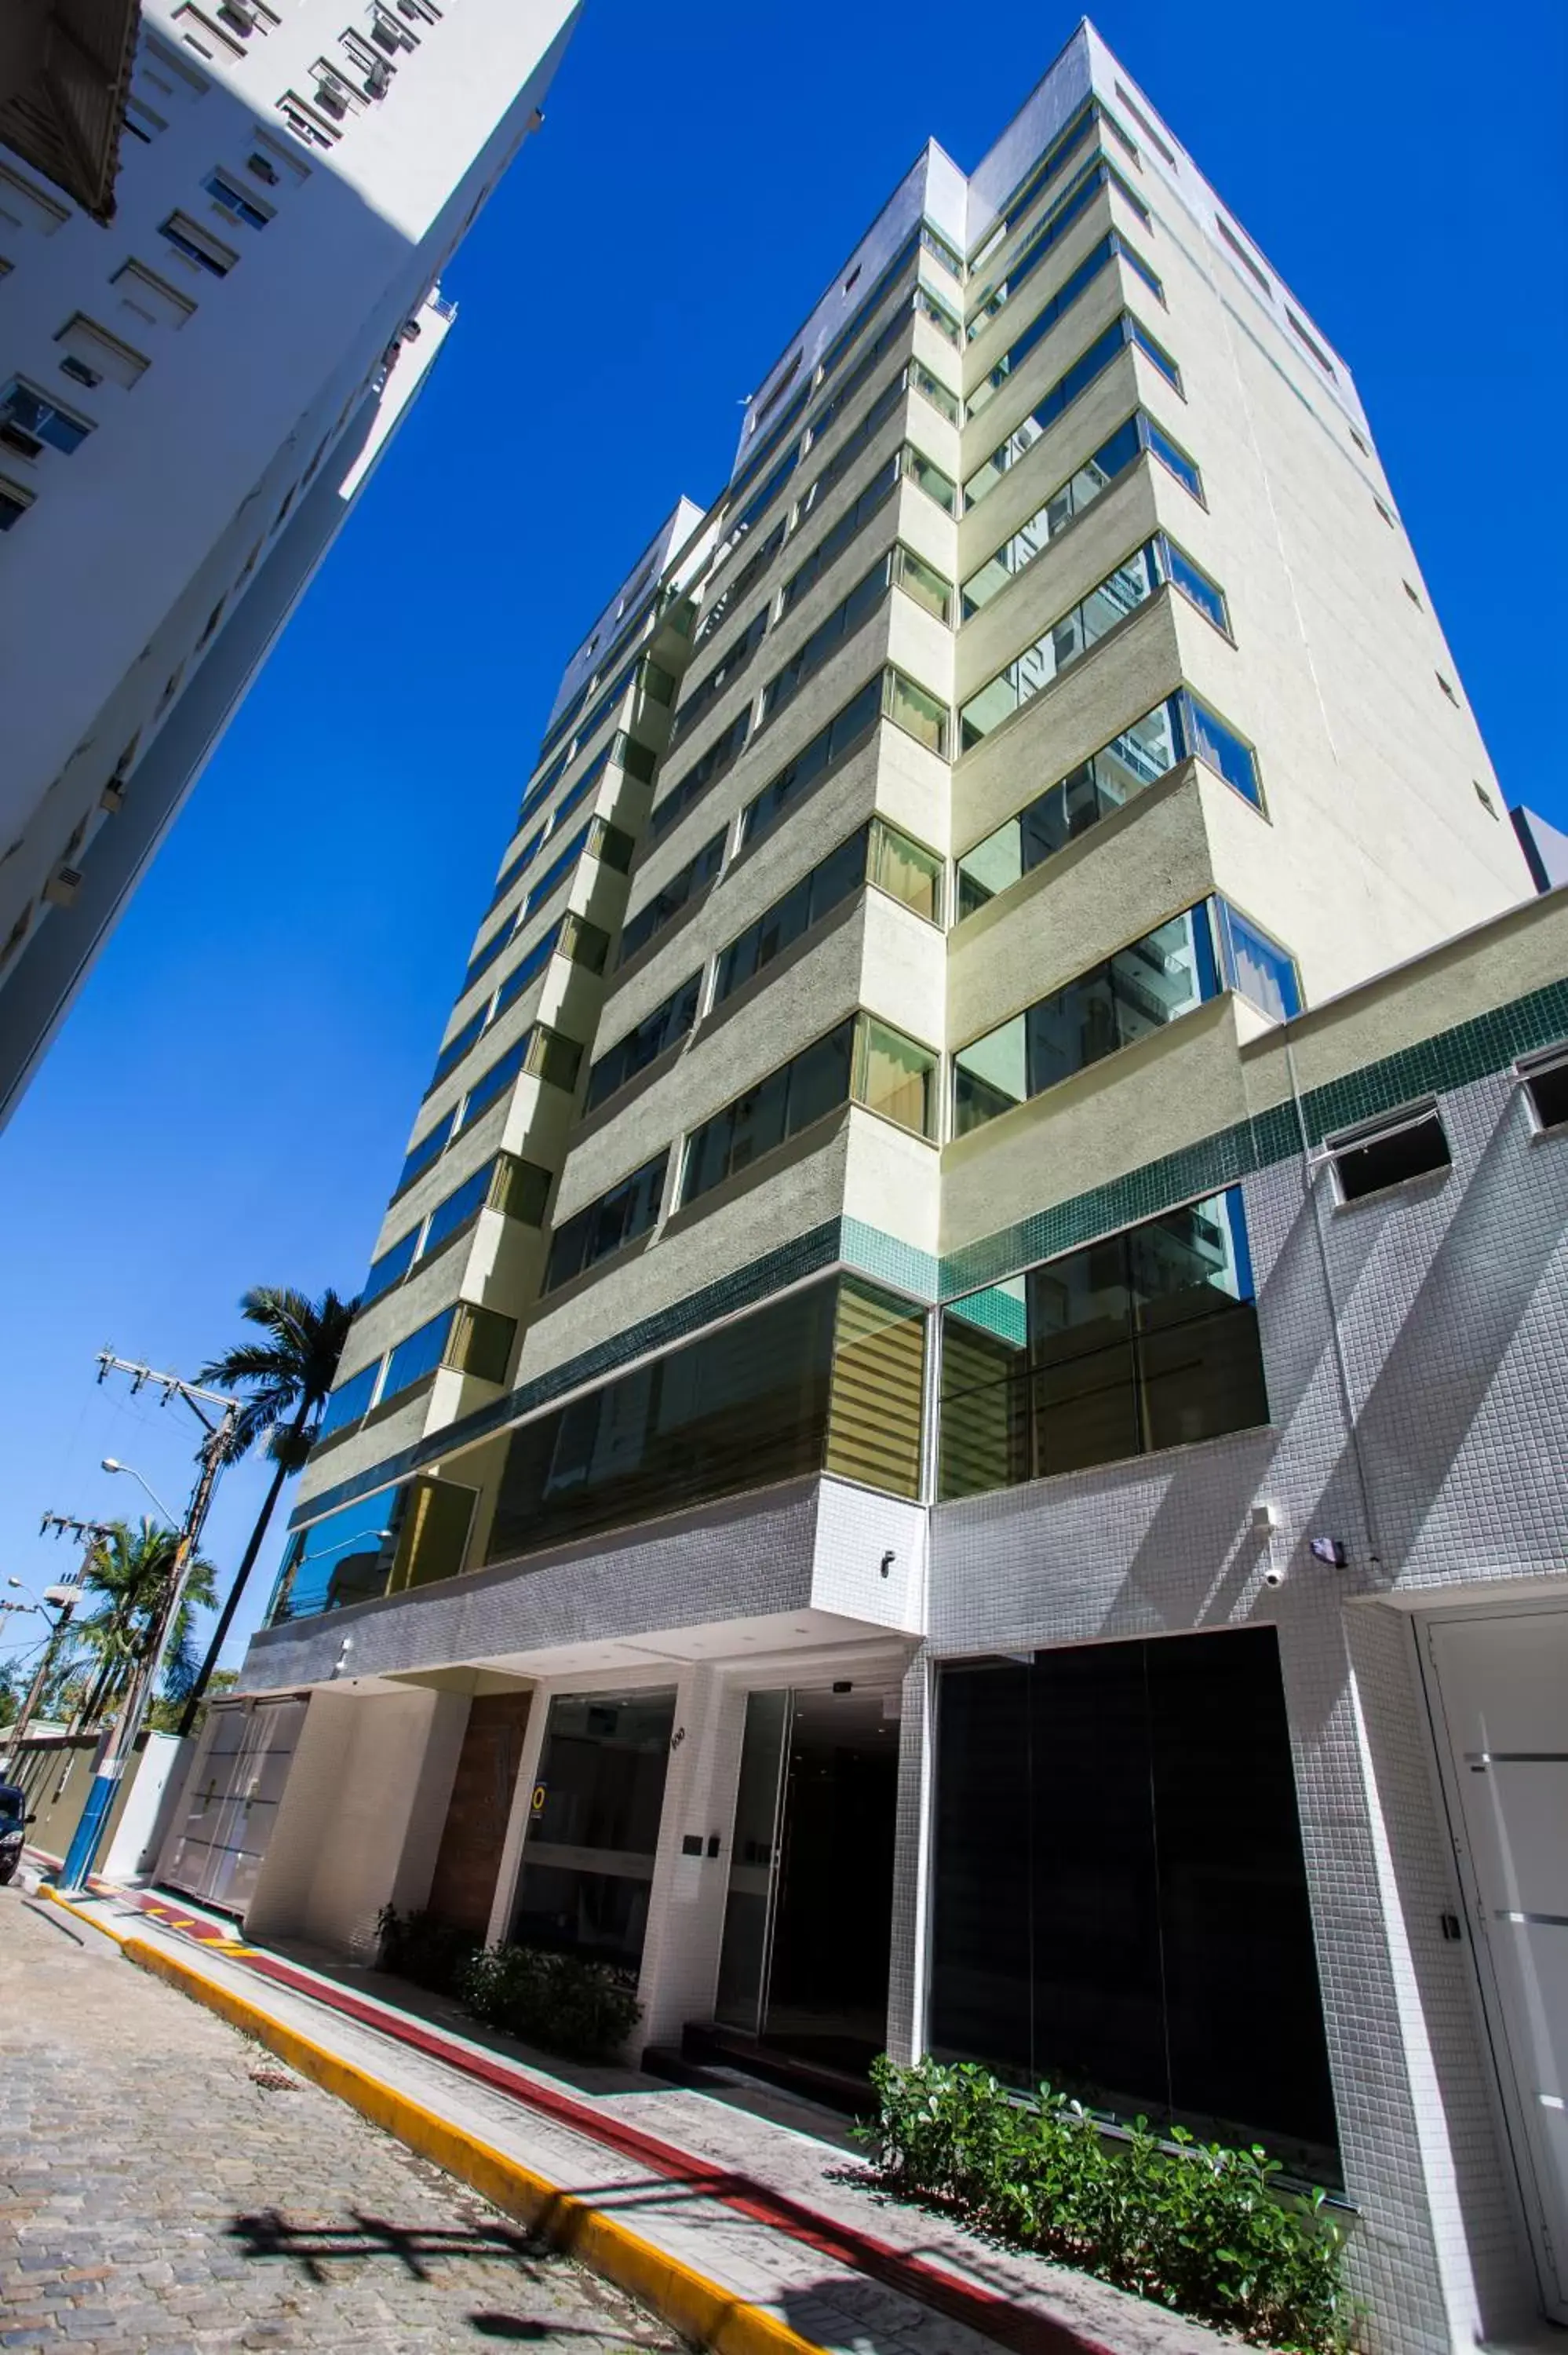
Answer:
100;1458;177;1523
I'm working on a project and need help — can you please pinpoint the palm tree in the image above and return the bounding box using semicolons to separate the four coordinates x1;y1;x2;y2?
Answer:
179;1285;358;1733
71;1519;218;1728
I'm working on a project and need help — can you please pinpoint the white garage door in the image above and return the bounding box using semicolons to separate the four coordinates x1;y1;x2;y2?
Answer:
1427;1606;1568;2320
161;1695;308;1915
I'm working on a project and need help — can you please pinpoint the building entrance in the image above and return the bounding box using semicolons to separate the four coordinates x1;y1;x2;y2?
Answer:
713;1683;899;2080
1424;1605;1568;2322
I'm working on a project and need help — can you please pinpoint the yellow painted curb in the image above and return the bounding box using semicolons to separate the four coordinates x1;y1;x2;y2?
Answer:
40;1888;821;2355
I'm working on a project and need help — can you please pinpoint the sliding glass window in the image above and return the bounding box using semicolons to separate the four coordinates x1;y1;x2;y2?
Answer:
669;606;768;747
584;972;702;1111
955;689;1260;918
648;710;751;846
543;1152;667;1292
716;816;941;1007
952;898;1299;1134
619;830;726;964
939;1189;1265;1495
967;232;1163;420
965;313;1180;509
486;1272;926;1564
963;411;1202;615
968;156;1151;338
960;535;1229;750
682;1011;936;1207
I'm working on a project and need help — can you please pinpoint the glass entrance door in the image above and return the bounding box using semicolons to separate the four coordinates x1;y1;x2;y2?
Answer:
511;1689;676;1972
714;1684;899;2074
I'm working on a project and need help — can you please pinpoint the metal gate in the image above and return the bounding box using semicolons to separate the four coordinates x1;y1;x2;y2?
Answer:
160;1694;308;1915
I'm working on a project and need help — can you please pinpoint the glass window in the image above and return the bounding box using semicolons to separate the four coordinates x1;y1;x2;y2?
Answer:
1164;538;1230;633
714;827;869;1005
780;464;899;616
268;1491;400;1622
910;358;958;423
448;1303;516;1385
620;830;726;963
543;1153;668;1291
695;519;787;649
960;541;1163;749
669;605;768;745
964;315;1175;509
1520;1046;1568;1134
939;1189;1263;1495
794;375;906;524
868;816;943;920
363;1226;420;1305
461;914;515;996
1216;900;1300;1021
521;820;592;917
884;667;947;754
903;444;957;513
1182;691;1261;808
428;1002;487;1091
957;699;1183;918
529;1024;582;1092
962;414;1151;615
462;1033;531;1124
1143;414;1202;500
486;1273;924;1564
317;1358;380;1440
395;1106;455;1195
491;923;560;1024
855;1016;938;1137
382;1309;454;1404
203;170;270;228
967;233;1162;420
1;378;93;455
953;902;1227;1134
760;554;892;725
739;677;881;852
647;710;750;845
422;1159;495;1254
584;973;702;1110
968;158;1150;338
1329;1104;1450;1202
491;1155;552;1227
892;543;951;622
682;1021;855;1206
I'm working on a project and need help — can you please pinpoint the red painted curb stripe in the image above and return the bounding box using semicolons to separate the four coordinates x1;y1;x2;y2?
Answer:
122;1886;1114;2355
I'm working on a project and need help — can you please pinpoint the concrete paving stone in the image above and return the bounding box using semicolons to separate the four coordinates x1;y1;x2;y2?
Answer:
0;1895;684;2355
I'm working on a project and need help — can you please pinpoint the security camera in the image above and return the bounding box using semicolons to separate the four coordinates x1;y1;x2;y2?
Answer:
1261;1563;1285;1589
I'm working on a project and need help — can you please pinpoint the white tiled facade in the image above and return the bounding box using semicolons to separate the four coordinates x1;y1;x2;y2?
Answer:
202;27;1568;2353
0;0;581;1128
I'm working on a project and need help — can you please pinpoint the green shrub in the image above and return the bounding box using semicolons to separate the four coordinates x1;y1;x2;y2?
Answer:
458;1941;641;2064
375;1904;480;1997
858;2057;1354;2353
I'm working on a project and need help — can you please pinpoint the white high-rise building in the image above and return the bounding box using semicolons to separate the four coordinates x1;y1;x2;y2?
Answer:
0;0;580;1127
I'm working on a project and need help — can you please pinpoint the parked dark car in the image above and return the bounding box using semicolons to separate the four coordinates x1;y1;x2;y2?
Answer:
0;1782;34;1884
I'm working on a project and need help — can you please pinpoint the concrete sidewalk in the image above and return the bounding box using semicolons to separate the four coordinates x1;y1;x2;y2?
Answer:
37;1875;1234;2355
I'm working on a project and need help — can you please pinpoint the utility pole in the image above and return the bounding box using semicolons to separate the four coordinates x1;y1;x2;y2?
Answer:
55;1355;239;1896
8;1513;102;1757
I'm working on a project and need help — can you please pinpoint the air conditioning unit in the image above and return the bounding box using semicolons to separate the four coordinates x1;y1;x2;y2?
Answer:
44;866;83;908
366;59;392;96
100;780;126;813
315;80;347;118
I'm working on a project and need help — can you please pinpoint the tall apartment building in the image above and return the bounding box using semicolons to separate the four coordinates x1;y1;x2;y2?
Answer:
161;26;1566;2352
0;0;580;1129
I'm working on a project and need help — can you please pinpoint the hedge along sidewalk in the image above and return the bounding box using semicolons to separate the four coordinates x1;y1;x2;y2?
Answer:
40;1882;1233;2355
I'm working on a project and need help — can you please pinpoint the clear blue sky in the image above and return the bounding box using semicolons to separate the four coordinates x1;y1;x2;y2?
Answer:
2;0;1564;1680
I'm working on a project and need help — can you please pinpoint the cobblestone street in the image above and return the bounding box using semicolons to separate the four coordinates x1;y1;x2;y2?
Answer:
0;1892;683;2354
